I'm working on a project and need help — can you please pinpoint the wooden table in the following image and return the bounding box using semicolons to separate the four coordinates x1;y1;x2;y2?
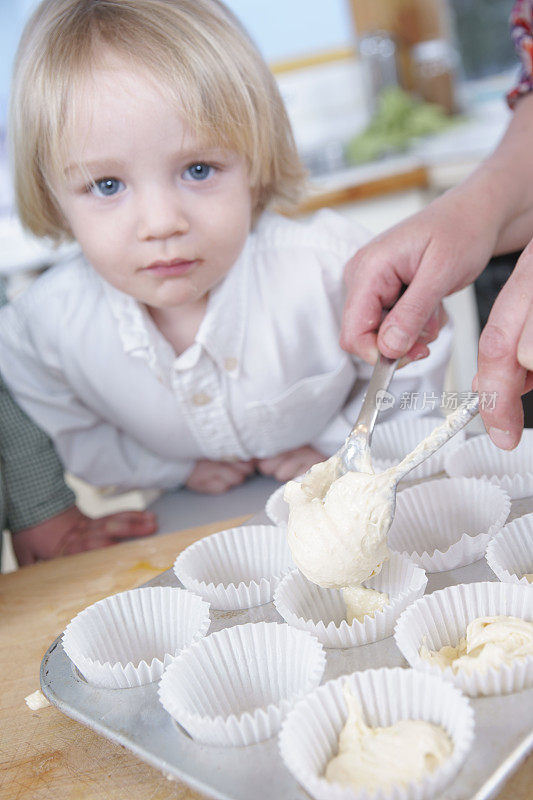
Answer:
1;516;532;800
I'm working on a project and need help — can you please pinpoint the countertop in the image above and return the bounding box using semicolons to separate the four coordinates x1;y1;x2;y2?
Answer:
1;513;531;800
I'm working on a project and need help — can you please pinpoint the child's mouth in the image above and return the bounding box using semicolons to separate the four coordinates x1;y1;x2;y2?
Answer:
145;258;198;276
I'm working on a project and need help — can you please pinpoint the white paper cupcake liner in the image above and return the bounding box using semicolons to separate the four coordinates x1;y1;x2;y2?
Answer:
394;581;533;696
62;586;211;689
372;415;466;480
486;512;533;586
265;482;292;527
279;667;474;800
387;477;510;573
273;554;427;648
173;525;295;610
158;621;325;746
444;431;533;499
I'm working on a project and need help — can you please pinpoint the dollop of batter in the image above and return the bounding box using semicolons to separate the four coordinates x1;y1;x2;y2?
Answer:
325;684;452;792
284;457;394;589
342;586;389;624
419;615;533;675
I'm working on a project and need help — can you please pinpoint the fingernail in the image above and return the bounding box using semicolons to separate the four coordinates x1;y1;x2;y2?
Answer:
488;427;515;450
381;326;410;353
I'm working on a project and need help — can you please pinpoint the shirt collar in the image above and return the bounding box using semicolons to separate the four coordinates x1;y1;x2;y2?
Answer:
100;234;251;378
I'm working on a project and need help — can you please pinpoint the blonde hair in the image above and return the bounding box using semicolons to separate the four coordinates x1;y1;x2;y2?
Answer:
10;0;306;241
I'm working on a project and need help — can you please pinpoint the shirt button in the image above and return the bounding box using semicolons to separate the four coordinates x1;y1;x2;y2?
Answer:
192;392;212;406
224;357;238;372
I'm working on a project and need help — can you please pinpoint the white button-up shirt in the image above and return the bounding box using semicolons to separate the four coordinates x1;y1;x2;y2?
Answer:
0;210;452;491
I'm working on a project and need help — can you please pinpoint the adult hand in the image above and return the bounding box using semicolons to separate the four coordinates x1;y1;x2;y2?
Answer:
12;505;158;566
186;459;255;494
256;445;325;482
474;241;533;449
340;188;499;365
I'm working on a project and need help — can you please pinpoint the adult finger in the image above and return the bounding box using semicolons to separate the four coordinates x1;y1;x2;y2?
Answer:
94;511;158;537
341;255;404;363
377;272;446;359
517;297;533;371
396;304;448;365
59;531;110;555
476;247;533;448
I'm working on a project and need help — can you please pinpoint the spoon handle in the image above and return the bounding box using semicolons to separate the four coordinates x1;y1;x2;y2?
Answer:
392;394;480;482
340;353;399;472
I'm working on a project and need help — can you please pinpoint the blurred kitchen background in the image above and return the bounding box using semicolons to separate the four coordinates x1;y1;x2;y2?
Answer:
0;0;521;381
0;1;529;568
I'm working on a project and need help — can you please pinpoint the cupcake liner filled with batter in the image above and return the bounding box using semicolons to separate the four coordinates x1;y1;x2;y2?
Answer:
394;581;533;696
278;666;474;800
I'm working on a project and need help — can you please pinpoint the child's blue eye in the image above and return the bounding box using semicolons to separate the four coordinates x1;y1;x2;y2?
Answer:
184;163;213;181
90;178;124;197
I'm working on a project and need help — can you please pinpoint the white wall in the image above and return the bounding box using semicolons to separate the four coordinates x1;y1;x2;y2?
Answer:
0;0;355;128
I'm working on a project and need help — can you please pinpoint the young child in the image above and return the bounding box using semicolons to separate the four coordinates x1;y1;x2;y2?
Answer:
0;0;451;496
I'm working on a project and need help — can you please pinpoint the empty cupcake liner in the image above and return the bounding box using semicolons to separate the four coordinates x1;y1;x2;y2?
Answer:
394;581;533;696
387;477;510;573
444;431;533;499
62;586;211;689
279;666;474;800
486;512;533;586
173;524;295;610
158;621;326;746
273;553;427;648
371;415;466;480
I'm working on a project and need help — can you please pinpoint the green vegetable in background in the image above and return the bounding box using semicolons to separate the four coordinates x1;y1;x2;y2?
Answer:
346;87;457;164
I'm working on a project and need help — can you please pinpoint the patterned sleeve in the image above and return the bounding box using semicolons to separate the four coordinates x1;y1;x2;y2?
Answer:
0;279;75;532
507;0;533;107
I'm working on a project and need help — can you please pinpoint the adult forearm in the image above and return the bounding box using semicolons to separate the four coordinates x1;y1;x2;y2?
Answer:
465;92;533;255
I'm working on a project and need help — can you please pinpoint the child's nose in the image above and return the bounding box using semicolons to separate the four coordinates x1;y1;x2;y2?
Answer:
136;189;189;241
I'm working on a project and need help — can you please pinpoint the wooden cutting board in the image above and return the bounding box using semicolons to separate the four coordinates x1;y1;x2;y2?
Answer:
1;513;531;800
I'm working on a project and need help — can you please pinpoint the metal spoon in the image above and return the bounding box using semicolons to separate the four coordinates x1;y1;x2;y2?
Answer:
336;352;399;476
336;282;409;476
332;395;480;552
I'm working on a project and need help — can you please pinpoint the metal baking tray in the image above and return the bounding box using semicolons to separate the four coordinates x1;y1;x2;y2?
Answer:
41;496;533;800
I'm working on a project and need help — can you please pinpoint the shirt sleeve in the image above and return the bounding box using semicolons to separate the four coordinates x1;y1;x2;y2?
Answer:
0;279;75;532
507;0;533;108
0;373;76;532
0;302;194;492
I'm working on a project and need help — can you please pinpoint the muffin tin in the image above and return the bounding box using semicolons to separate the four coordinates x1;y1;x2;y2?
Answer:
41;492;533;800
